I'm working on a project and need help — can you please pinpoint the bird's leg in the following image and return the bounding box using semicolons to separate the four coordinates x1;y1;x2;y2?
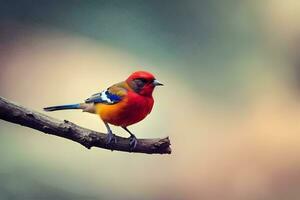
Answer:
122;127;138;150
104;122;117;145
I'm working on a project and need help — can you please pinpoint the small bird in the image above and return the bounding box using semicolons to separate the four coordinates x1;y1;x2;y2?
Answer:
44;71;163;149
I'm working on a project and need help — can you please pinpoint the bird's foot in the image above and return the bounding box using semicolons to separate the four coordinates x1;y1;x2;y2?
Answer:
105;132;117;146
129;135;138;150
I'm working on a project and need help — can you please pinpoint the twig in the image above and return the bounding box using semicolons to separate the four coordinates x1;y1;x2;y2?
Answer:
0;96;171;154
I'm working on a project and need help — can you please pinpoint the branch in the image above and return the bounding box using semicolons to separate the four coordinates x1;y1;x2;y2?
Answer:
0;97;171;154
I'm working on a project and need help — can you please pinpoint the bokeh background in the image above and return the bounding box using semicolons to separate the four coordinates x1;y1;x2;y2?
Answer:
1;0;300;199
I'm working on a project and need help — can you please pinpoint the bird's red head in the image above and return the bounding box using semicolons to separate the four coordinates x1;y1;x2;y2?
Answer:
126;71;163;96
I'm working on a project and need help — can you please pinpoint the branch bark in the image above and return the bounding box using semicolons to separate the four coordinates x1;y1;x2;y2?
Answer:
0;97;171;154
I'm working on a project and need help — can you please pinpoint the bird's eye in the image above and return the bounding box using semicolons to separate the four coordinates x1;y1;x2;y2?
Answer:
134;78;148;87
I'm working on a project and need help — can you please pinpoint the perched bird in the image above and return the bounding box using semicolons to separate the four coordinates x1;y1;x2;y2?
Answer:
44;71;163;149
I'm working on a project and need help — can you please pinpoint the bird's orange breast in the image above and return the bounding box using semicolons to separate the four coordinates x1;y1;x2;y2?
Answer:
95;92;154;127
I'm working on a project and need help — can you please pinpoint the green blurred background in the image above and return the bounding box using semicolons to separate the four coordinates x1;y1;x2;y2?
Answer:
1;0;300;199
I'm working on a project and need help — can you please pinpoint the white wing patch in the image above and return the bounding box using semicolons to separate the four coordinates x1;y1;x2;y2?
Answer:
85;89;122;104
100;90;113;103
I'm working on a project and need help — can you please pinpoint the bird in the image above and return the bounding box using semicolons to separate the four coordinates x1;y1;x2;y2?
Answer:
43;71;163;149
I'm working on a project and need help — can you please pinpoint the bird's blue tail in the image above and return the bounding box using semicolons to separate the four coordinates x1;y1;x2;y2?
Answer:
43;104;81;111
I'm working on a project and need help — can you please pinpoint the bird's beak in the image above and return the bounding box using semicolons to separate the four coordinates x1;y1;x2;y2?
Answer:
153;79;164;86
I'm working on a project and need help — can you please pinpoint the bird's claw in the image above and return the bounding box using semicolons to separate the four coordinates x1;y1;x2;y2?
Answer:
105;132;117;146
129;135;138;150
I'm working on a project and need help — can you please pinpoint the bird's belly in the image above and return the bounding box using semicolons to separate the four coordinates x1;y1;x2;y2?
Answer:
96;97;153;127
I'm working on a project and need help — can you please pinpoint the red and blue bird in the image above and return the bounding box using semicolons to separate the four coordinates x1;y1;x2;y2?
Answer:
44;71;163;149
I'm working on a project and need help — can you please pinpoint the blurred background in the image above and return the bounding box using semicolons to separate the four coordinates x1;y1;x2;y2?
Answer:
1;0;300;199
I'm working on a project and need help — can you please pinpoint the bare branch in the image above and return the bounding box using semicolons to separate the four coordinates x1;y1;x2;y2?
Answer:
0;97;171;154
